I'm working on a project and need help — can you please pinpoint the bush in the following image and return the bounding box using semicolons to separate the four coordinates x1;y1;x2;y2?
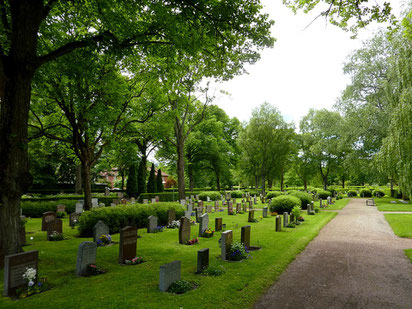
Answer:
230;191;244;198
198;191;221;201
347;190;357;197
266;191;285;200
317;190;331;200
269;195;301;214
21;200;77;217
359;189;372;197
372;189;385;198
77;202;184;237
288;191;312;210
139;192;177;202
168;280;195;294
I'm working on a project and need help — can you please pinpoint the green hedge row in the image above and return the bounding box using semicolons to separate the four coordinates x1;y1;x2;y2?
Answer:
269;195;301;214
78;202;185;237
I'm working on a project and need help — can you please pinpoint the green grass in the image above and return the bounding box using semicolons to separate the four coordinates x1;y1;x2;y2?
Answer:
1;208;336;309
376;197;412;212
320;198;351;210
404;249;412;263
384;214;412;238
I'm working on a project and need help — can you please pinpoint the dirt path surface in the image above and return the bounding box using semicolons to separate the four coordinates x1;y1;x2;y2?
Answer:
254;199;412;309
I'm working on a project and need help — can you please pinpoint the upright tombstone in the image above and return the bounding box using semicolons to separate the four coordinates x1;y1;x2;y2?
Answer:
92;198;99;208
179;217;191;244
225;192;231;200
228;203;234;215
3;251;38;297
41;211;56;231
19;224;26;246
119;226;137;264
221;230;233;260
147;216;158;233
253;196;257;204
75;242;97;276
290;213;295;223
283;212;289;228
206;205;212;213
112;199;120;205
241;225;251;248
195;195;199;201
215;218;223;232
197;248;209;274
307;203;311;215
180;199;186;206
70;212;80;227
214;200;219;212
198;200;204;208
319;199;323;208
262;206;268;218
184;211;191;219
47;218;63;240
121;198;127;205
155;196;160;202
151;198;156;204
275;216;282;232
105;187;110;196
130;197;136;204
236;203;241;213
207;196;211;202
187;203;193;214
159;261;181;292
199;213;209;236
195;208;201;223
117;192;124;199
249;200;253;210
143;199;148;204
242;202;247;212
56;204;66;213
75;203;83;214
167;209;176;225
93;220;109;242
248;210;255;222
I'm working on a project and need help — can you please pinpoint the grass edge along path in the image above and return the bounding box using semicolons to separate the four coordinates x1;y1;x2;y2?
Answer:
384;214;412;238
404;249;412;264
1;212;337;309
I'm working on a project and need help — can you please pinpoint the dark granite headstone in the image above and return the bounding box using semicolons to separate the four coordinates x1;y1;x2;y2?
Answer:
119;226;137;264
283;212;288;227
241;225;251;248
276;216;282;232
248;210;255;222
47;218;63;240
41;211;56;231
221;230;233;260
228;203;234;215
19;225;26;246
236;203;241;213
179;217;191;244
197;248;209;273
215;217;223;232
69;212;80;227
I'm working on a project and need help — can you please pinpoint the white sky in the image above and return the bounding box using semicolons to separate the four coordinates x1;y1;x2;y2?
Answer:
213;0;404;129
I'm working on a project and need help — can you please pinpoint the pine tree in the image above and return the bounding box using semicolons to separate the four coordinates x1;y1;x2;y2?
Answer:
137;160;146;196
156;169;164;192
147;163;156;193
126;163;138;197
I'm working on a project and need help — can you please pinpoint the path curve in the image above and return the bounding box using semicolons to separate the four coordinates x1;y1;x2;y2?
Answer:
254;198;412;309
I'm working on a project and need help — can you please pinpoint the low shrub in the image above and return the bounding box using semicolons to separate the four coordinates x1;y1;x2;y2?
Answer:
266;191;285;200
317;190;332;200
138;192;177;202
288;191;312;210
372;189;385;198
198;191;221;201
269;195;301;214
77;202;184;237
21;200;77;217
168;280;195;294
230;191;244;198
347;190;357;197
360;189;372;197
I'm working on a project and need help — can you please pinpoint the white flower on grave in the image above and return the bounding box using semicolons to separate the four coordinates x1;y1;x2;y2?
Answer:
30;237;34;240
23;267;36;282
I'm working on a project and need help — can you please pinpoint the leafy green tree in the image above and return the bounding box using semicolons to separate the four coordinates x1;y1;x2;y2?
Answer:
291;133;317;190
147;163;156;193
126;163;138;198
156;169;164;193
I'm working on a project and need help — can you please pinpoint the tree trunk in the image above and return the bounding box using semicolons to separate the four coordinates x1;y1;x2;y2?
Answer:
188;164;194;192
280;168;284;191
255;174;258;189
268;178;273;190
81;162;92;210
303;179;307;190
216;173;221;191
176;138;186;200
323;176;328;191
75;164;82;194
390;179;394;197
341;176;345;188
261;175;266;195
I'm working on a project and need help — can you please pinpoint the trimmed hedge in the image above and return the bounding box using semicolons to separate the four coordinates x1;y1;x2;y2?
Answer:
347;190;357;197
230;191;244;198
269;195;301;214
372;189;385;198
288;191;312;210
198;191;221;201
360;189;372;197
78;202;185;237
317;190;332;199
266;191;285;199
138;192;178;202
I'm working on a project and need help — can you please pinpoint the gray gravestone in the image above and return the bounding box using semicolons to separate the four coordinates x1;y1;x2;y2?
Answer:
70;212;80;227
75;203;83;214
236;203;241;213
248;210;255;222
214;200;219;211
197;248;209;274
221;230;233;260
119;226;137;264
117;192;124;198
215;217;223;231
180;199;186;206
41;211;56;231
207;205;212;213
184;211;191;219
131;197;136;204
283;212;289;227
92;198;98;208
307;203;311;215
147;216;158;233
187;204;193;214
241;225;251;248
242;202;247;212
276;216;282;232
159;260;181;292
143;199;148;204
320;199;323;208
151;198;156;204
199;213;209;236
262;206;268;218
76;242;97;276
3;251;38;297
105;187;110;196
56;204;66;213
179;217;191;244
93;220;109;242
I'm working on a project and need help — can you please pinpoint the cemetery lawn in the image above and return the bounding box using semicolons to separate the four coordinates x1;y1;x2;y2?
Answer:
1;210;336;309
321;198;351;210
377;197;412;212
384;214;412;238
404;249;412;263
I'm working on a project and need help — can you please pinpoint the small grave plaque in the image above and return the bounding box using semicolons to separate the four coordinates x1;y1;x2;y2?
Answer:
180;199;186;206
47;218;63;240
131;197;136;204
92;198;99;207
197;248;209;274
241;225;251;248
179;217;191;244
221;230;233;260
119;226;137;264
3;251;38;297
151;198;156;204
155;196;160;202
147;216;158;233
75;242;97;276
41;211;56;231
215;218;223;232
105;187;110;196
93;220;109;242
159;261;181;292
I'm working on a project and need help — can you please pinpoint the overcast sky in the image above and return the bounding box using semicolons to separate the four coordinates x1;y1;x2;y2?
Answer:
213;0;404;129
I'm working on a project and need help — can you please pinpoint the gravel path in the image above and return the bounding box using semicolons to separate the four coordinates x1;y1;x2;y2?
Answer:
254;198;412;309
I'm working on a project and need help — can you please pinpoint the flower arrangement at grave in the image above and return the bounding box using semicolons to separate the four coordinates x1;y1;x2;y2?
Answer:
97;234;112;247
56;211;67;218
168;280;196;294
49;231;64;241
298;216;305;222
270;211;278;216
228;242;250;261
124;256;144;265
201;228;214;238
87;263;106;276
186;237;199;245
167;220;180;229
287;222;296;228
190;219;197;226
153;225;165;233
201;265;226;276
16;268;50;299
